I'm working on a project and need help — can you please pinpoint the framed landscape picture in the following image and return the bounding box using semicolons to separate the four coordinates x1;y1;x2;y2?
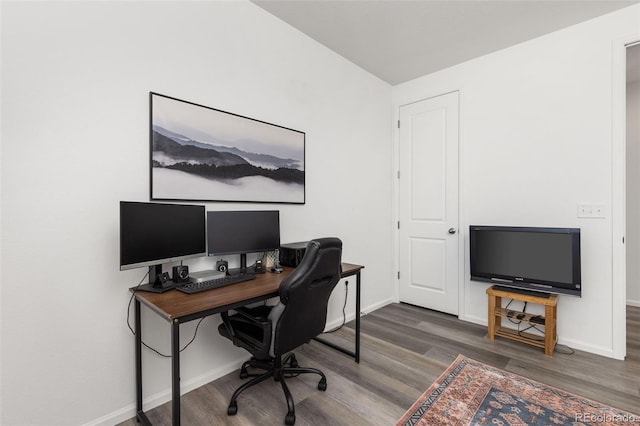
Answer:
149;92;305;204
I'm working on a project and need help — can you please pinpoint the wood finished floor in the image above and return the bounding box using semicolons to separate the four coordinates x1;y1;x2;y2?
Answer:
118;303;640;425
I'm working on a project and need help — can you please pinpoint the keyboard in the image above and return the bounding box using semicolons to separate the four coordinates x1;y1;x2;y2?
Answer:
176;274;256;294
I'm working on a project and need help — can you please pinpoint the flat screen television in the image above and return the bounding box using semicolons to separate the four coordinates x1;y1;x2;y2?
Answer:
207;210;280;274
469;226;581;297
120;201;206;272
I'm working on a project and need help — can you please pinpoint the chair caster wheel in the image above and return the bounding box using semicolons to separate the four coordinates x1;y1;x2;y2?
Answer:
289;355;299;368
227;402;238;416
239;369;248;379
285;412;295;425
318;379;327;391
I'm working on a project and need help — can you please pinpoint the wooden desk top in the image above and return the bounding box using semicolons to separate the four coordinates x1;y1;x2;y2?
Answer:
134;262;363;323
341;263;364;276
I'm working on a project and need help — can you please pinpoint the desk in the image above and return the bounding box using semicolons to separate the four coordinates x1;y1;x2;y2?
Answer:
133;262;363;426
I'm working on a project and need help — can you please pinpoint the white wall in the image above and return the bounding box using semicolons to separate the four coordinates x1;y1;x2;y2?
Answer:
0;1;393;424
393;4;640;358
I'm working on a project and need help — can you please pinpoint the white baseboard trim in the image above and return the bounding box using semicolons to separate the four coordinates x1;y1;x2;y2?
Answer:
627;299;640;307
555;338;617;359
324;298;393;330
363;298;395;315
82;358;246;426
458;313;486;326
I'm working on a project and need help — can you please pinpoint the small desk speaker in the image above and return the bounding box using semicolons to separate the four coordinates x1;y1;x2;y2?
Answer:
172;265;190;283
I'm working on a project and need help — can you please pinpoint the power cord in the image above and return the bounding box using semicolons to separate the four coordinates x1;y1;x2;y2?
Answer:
127;270;205;358
554;343;575;355
324;280;349;333
515;323;575;354
505;299;525;325
507;298;575;355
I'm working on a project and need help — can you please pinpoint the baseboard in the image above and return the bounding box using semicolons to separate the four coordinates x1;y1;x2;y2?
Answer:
83;403;138;426
364;297;394;315
627;299;640;308
459;313;486;326
324;298;394;330
82;358;246;426
556;337;617;359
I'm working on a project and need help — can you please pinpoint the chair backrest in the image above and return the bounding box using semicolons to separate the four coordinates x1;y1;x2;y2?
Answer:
269;237;342;356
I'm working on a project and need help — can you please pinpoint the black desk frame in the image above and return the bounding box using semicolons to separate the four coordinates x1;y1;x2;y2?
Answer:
314;266;361;362
134;264;363;426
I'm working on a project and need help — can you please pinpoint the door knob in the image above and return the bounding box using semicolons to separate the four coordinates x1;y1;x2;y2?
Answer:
448;228;457;234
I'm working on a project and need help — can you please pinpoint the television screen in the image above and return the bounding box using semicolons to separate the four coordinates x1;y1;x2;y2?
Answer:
469;226;581;296
120;201;206;271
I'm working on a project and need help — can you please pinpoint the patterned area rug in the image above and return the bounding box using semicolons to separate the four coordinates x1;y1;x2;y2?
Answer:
396;354;639;426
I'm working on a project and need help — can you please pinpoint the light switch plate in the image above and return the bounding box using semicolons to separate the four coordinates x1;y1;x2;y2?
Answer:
578;204;605;218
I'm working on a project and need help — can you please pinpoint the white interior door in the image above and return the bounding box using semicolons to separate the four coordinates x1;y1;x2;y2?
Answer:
398;92;459;315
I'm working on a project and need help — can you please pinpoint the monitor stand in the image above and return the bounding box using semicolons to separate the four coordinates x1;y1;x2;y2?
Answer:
227;253;263;276
135;265;177;293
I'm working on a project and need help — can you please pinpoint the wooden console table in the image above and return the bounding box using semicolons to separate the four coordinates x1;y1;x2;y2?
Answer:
486;286;557;356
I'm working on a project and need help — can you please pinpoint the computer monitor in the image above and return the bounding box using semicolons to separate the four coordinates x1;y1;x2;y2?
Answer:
207;210;280;274
120;201;206;274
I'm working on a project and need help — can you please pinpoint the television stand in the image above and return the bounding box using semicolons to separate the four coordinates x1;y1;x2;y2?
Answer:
486;285;558;356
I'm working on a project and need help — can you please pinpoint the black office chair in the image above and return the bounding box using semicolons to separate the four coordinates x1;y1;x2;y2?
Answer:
218;237;343;425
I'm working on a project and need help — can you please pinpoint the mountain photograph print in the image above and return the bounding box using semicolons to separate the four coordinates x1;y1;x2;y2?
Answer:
150;93;305;204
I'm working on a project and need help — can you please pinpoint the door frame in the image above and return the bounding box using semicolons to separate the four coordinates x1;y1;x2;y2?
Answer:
612;34;640;360
392;89;465;318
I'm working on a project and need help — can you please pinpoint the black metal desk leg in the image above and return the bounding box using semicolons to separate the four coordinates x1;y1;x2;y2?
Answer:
355;271;361;363
171;319;181;426
313;269;362;362
135;299;143;416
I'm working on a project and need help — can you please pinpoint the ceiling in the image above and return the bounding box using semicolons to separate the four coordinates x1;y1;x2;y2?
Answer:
253;0;639;85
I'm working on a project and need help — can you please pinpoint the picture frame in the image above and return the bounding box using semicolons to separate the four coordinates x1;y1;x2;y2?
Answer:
150;92;305;204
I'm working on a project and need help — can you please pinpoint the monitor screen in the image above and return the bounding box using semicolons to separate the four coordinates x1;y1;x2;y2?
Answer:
207;210;280;256
120;201;206;271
